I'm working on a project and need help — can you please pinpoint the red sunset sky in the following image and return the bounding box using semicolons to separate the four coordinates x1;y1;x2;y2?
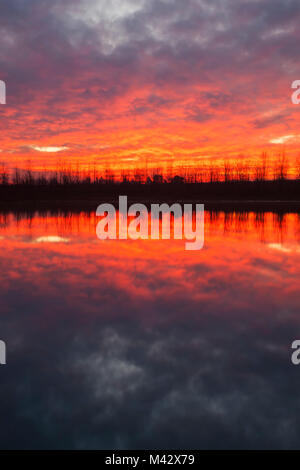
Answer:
0;0;300;175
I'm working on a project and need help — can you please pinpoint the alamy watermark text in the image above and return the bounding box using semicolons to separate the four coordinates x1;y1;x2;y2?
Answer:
96;196;204;250
0;340;6;365
0;80;6;105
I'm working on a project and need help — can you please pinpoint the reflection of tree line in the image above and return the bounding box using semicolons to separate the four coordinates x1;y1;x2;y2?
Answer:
0;211;97;237
206;211;300;243
0;210;299;244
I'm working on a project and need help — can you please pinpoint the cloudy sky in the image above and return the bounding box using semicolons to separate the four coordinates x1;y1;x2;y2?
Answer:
0;0;299;172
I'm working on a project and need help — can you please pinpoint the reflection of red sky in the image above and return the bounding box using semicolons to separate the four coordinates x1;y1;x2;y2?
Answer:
0;211;299;243
0;212;299;319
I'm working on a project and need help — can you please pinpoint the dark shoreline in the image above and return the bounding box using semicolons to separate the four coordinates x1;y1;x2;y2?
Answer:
1;198;300;214
0;179;300;213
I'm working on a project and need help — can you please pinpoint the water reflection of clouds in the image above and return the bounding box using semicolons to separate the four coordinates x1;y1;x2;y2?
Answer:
34;236;70;243
0;211;299;449
268;243;300;254
1;314;299;449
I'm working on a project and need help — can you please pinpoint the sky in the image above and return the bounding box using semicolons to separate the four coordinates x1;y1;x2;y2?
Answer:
0;0;300;174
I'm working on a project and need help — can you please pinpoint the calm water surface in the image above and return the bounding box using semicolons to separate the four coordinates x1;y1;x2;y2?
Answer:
0;210;299;449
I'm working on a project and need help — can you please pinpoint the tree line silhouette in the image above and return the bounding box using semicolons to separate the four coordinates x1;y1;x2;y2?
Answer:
0;152;300;202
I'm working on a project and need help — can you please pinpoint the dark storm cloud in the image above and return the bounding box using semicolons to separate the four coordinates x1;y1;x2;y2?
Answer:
0;0;299;108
